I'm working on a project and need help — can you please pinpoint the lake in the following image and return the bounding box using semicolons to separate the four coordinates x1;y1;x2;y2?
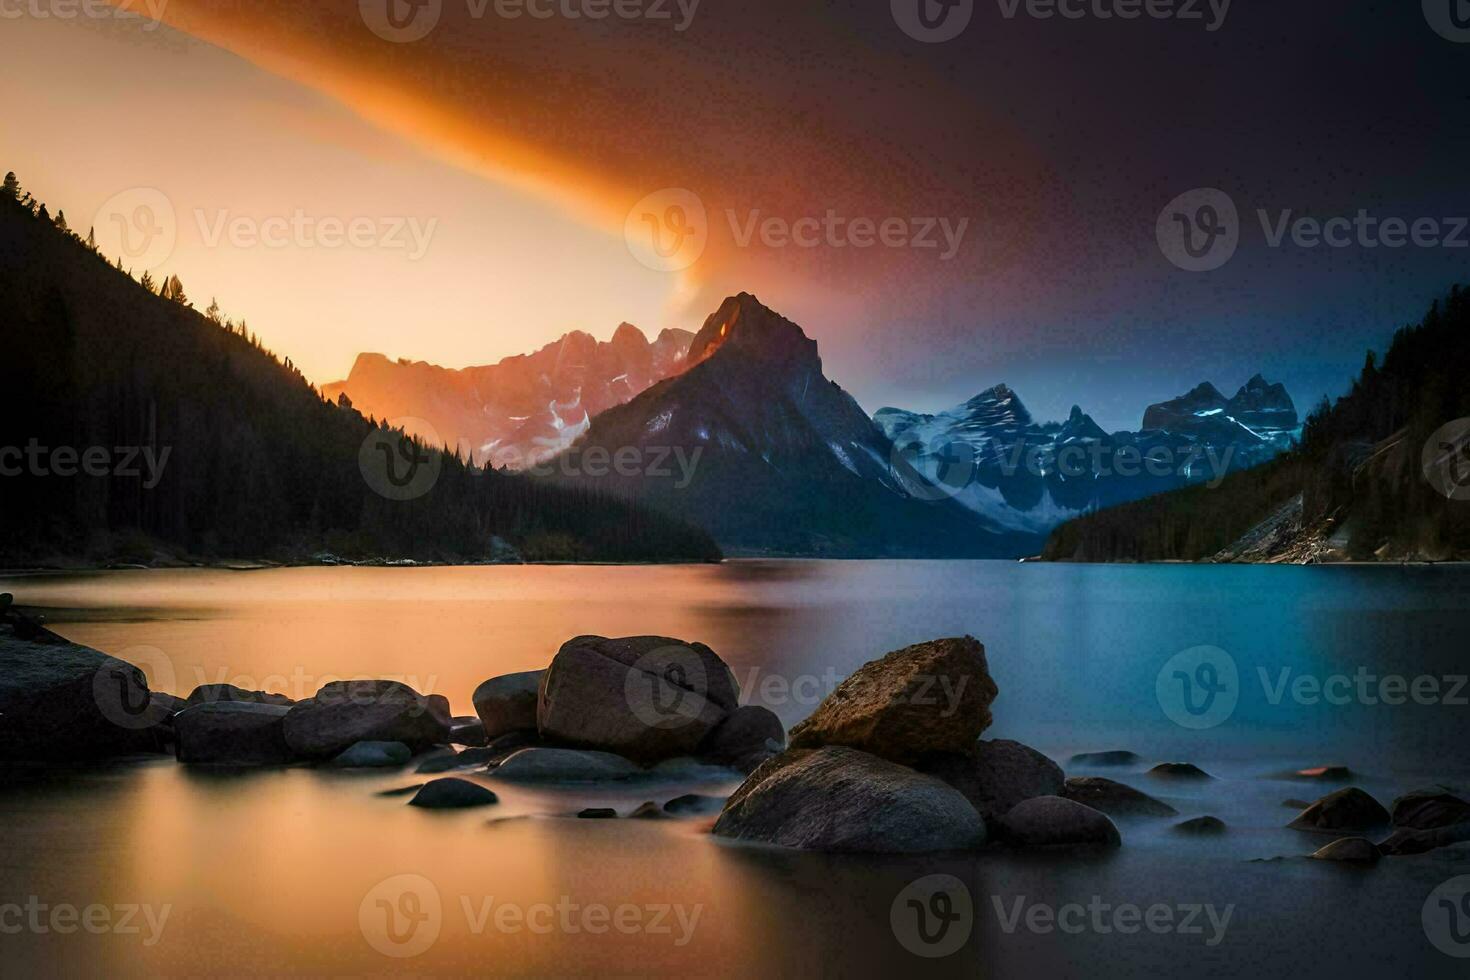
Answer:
2;561;1468;977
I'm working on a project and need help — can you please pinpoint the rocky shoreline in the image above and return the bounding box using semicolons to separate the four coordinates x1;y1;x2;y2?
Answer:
2;593;1466;862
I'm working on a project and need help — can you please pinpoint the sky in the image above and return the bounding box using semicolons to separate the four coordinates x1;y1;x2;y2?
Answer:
2;1;1467;431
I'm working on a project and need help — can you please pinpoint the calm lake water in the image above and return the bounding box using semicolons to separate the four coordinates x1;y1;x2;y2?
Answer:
2;562;1468;977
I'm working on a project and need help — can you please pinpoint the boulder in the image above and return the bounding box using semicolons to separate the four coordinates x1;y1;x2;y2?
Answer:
282;680;451;759
663;793;724;815
712;746;986;853
1311;837;1380;864
1292;765;1352;781
1390;788;1470;830
698;705;785;772
328;741;411;768
995;796;1121;848
472;670;543;740
489;747;644;782
184;684;294;707
1062;777;1177;817
174;702;294;766
1288;788;1390;834
787;636;998;765
408;777;499;809
449;716;489;747
1148;762;1213;780
1068;750;1140;767
0;624;168;759
148;692;187;740
1377;822;1470;856
577;808;618;819
1173;816;1226;835
919;739;1064;822
629;801;669;820
415;747;500;773
537;636;739;763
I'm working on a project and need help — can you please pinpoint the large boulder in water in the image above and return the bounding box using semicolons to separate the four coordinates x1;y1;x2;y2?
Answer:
918;739;1064;822
473;670;543;740
712;746;986;853
1062;776;1177;817
994;796;1121;848
697;705;785;772
0;623;168;760
1390;788;1470;830
787;636;997;765
282;680;451;759
1288;787;1390;834
537;636;739;763
174;702;294;766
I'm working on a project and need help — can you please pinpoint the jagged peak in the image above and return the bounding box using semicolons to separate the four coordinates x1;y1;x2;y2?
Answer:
687;292;817;369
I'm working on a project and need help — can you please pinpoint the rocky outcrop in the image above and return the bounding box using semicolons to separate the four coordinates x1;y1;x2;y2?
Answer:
788;637;997;765
472;671;543;741
994;796;1121;848
919;739;1064;822
1062;777;1177;817
1288;788;1391;834
712;746;985;853
282;680;451;759
173;702;294;766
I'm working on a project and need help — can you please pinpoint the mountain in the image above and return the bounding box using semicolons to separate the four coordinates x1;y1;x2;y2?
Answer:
322;324;693;468
874;376;1298;534
543;293;1040;557
1042;287;1470;562
0;173;719;565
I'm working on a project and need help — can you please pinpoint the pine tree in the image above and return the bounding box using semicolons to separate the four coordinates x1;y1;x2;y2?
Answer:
205;297;222;325
54;210;68;233
86;227;97;251
1;171;18;201
140;270;157;293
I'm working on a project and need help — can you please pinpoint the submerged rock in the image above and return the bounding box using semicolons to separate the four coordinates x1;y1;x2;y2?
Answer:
328;741;411;768
712;746;986;853
1390;788;1470;830
174;702;294;766
787;636;998;765
919;739;1064;822
408;777;499;809
1377;822;1470;856
1291;765;1352;781
282;680;451;759
663;793;725;815
698;705;785;772
1148;763;1213;780
472;670;543;741
1289;788;1391;834
1311;837;1380;864
1068;750;1140;767
995;796;1121;848
1173;816;1227;835
377;784;424;798
1062;777;1177;817
489;747;644;782
577;807;618;819
629;801;669;819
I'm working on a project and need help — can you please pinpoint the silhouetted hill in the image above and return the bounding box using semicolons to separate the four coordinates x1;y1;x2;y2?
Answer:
0;176;720;565
1042;287;1470;562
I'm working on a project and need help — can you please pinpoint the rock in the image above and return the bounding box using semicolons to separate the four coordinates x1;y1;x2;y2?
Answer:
629;801;669;819
1311;837;1380;864
918;739;1064;822
712;746;986;853
328;741;411;768
472;670;543;740
663;793;724;815
185;684;294;707
787;636;998;765
489;747;644;782
577;807;618;819
148;692;187;739
1390;788;1470;830
1173;816;1226;835
1068;750;1140;767
415;747;500;773
1292;765;1352;780
1148;762;1213;780
449;716;489;747
1283;799;1312;809
537;636;739;763
282;680;451;759
0;624;168;759
698;705;785;772
1377;822;1470;856
408;777;499;809
1062;777;1177;817
995;796;1121;848
174;702;294;766
377;784;424;798
1288;788;1391;834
